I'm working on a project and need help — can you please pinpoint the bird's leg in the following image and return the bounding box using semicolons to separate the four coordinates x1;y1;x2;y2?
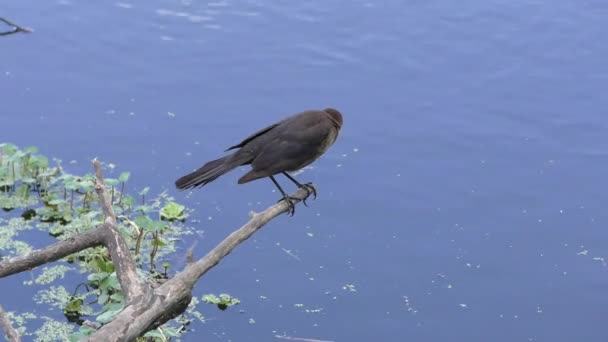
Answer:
269;176;296;216
281;172;317;205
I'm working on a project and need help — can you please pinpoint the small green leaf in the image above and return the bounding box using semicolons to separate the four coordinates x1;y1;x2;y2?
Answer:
118;172;130;183
70;326;95;341
96;307;123;323
64;297;83;313
31;155;49;169
104;178;119;187
15;184;30;197
94;256;114;273
121;195;135;207
160;201;186;221
152;238;166;247
100;273;121;291
143;330;164;338
0;143;18;155
202;294;219;304
110;292;125;303
103;302;125;312
48;199;65;205
202;293;240;310
134;215;165;231
98;292;109;305
24;146;38;154
87;272;108;283
139;187;150;196
161;327;180;337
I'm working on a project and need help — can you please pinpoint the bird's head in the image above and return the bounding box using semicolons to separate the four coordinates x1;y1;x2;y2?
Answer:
323;108;343;129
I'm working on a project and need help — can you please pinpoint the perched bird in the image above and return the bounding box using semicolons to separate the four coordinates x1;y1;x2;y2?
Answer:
175;108;344;215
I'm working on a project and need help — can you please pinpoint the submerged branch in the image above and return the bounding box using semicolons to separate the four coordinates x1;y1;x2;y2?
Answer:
0;17;32;36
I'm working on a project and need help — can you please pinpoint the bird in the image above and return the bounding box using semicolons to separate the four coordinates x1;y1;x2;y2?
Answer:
175;108;344;215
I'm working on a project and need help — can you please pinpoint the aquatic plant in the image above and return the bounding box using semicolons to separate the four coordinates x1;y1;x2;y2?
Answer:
0;143;239;341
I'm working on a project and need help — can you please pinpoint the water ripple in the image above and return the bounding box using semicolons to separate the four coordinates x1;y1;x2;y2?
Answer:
155;8;216;24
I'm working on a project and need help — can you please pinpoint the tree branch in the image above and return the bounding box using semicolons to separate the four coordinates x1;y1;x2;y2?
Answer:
177;186;312;288
86;186;313;341
0;305;21;342
93;160;117;225
92;159;147;302
0;17;32;36
0;225;105;278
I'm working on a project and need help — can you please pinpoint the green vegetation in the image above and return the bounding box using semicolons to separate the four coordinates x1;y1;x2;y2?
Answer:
202;294;241;311
0;143;239;341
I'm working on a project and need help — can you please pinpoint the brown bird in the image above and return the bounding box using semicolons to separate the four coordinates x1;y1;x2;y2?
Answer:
175;108;343;215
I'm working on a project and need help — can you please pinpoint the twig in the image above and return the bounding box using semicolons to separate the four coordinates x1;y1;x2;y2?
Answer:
0;304;21;342
274;335;334;342
92;159;147;302
93;160;117;225
0;17;32;36
186;241;197;265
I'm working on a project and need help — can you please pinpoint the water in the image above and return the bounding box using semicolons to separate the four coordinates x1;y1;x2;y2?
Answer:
2;1;608;341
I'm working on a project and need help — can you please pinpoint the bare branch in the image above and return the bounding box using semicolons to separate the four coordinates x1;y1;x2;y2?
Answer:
93;160;117;225
0;226;105;278
177;186;313;288
0;17;32;36
86;186;313;341
92;159;146;302
0;305;21;342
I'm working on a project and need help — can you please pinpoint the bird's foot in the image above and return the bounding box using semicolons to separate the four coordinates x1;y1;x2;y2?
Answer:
276;195;298;216
300;182;317;202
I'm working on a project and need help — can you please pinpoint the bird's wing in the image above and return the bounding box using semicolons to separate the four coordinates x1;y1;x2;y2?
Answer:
249;121;332;175
237;138;323;184
224;122;280;151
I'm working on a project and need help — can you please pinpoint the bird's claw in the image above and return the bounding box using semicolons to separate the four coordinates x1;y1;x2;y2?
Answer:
275;182;317;216
277;196;298;216
301;182;317;200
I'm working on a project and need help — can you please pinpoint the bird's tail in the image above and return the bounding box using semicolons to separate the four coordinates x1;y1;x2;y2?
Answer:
175;153;245;190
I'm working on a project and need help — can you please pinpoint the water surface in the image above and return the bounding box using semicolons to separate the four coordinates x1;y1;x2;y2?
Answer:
2;1;608;341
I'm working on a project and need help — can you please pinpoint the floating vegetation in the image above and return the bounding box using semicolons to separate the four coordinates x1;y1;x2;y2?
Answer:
202;293;241;311
0;143;234;341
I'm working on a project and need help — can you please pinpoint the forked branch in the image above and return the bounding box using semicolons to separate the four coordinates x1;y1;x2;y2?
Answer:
0;17;32;36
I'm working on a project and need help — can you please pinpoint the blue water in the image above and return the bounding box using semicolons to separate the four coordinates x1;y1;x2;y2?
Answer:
3;1;608;341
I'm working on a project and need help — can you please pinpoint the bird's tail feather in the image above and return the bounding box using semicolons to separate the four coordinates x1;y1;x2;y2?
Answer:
175;153;245;190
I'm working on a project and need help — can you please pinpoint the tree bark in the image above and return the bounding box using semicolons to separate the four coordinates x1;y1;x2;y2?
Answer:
0;226;104;278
